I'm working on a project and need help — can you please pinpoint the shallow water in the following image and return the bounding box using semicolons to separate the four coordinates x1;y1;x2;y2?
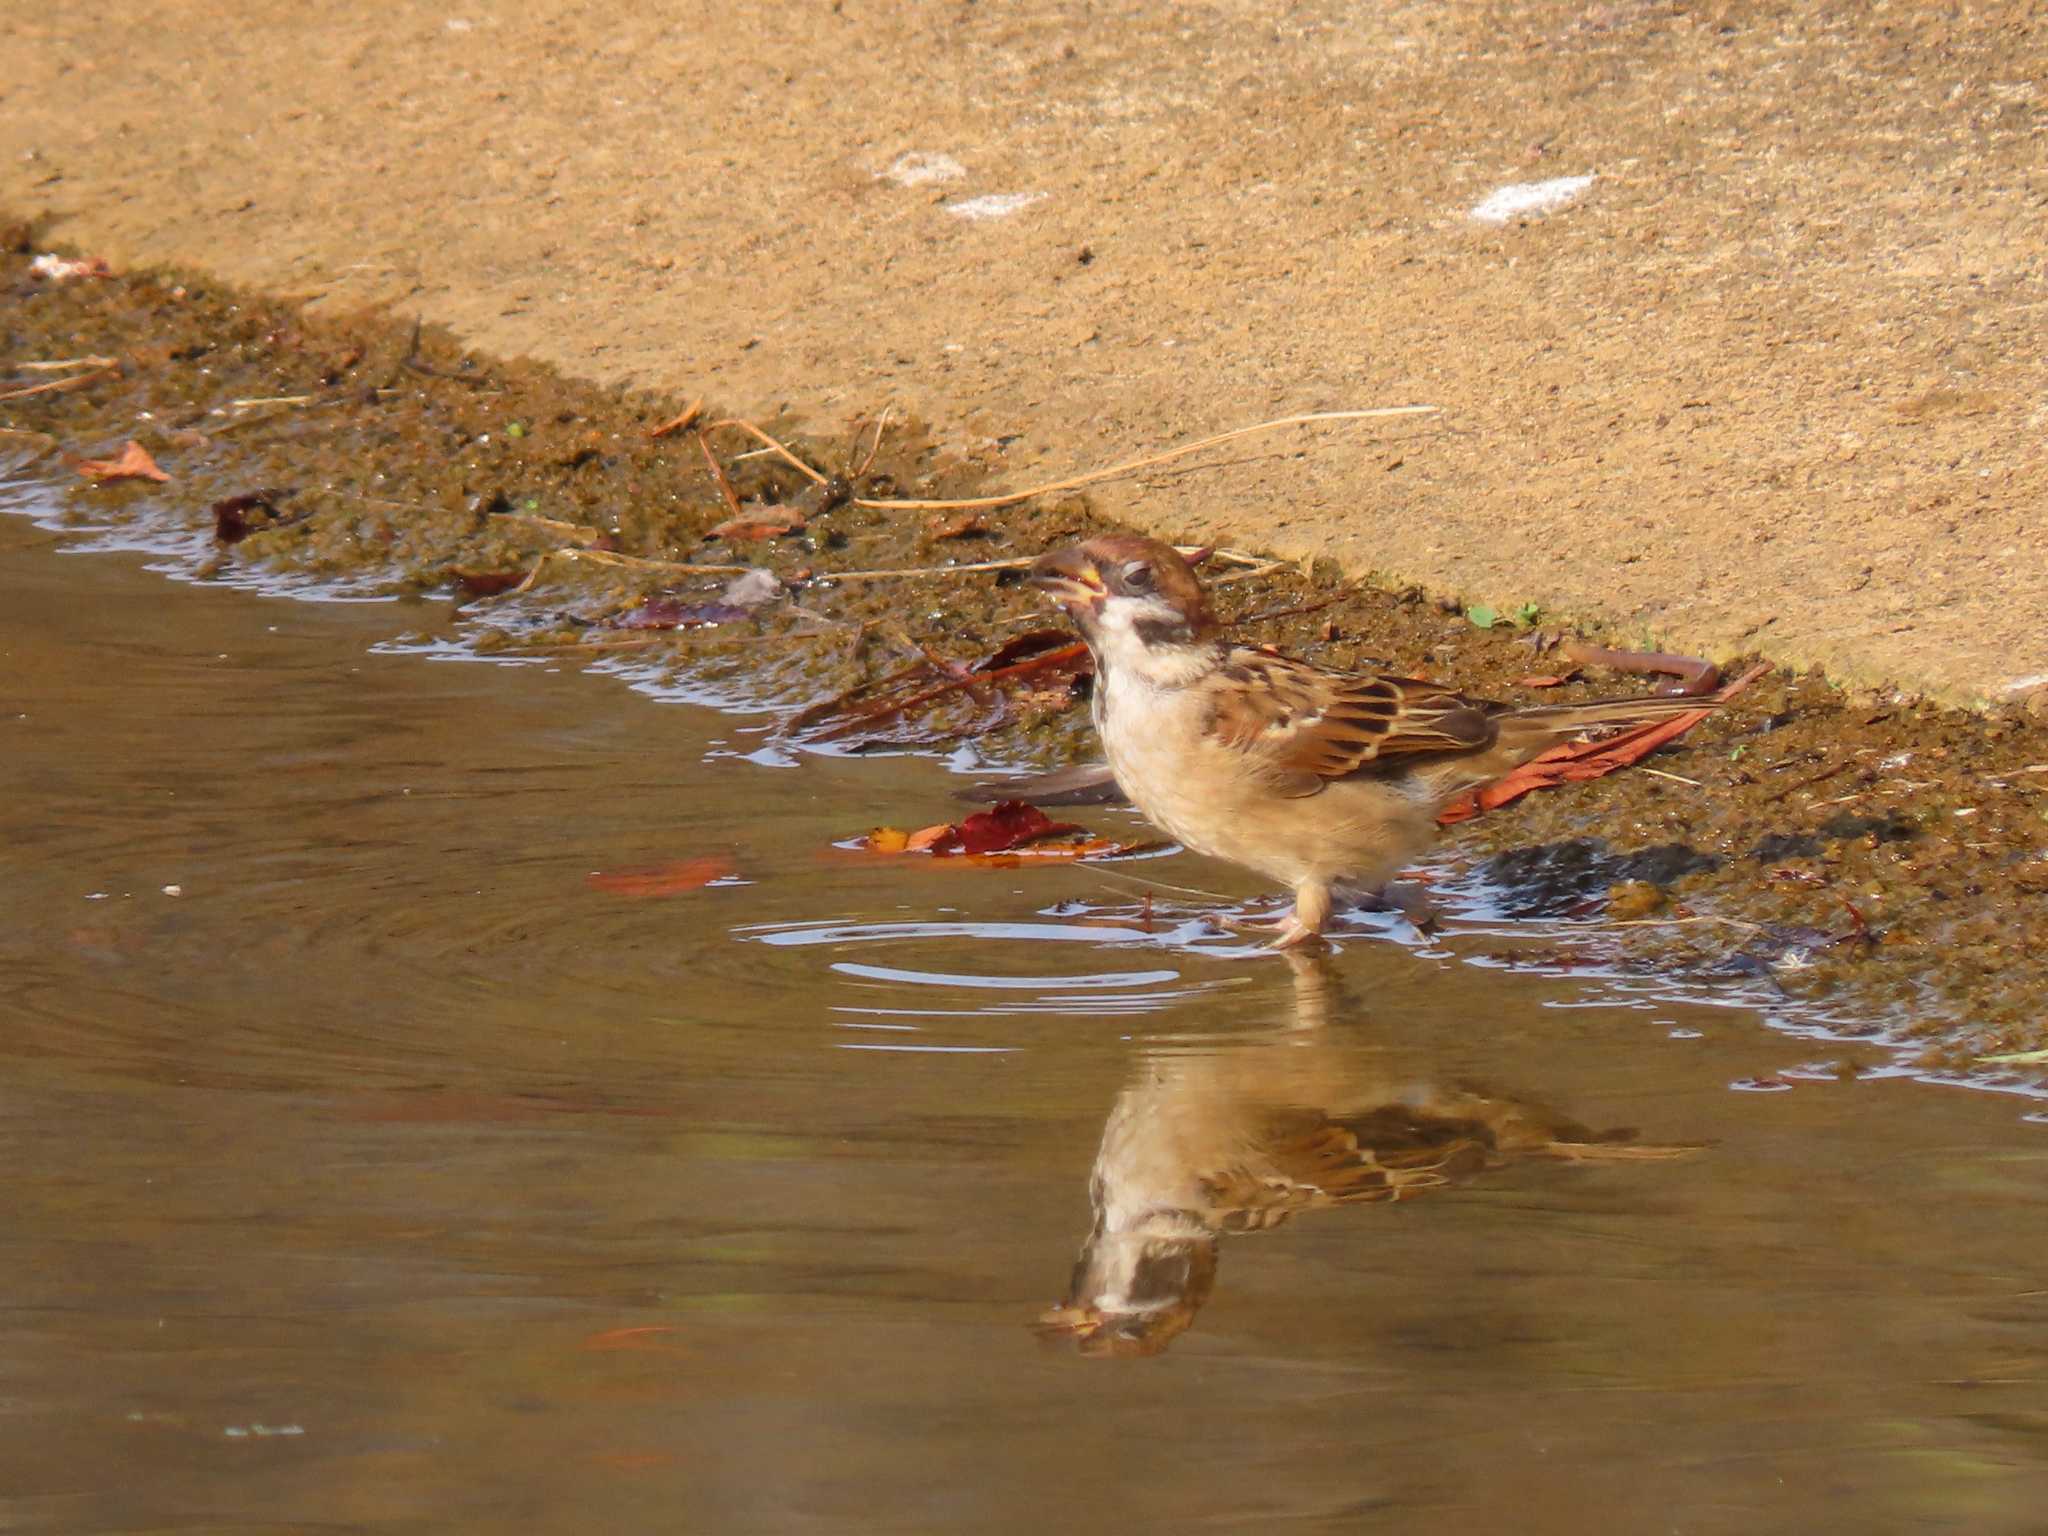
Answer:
3;509;2046;1534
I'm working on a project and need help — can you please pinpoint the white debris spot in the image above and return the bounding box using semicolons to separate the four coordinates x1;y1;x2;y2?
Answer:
945;192;1046;222
1468;174;1596;226
2000;672;2048;694
223;1423;306;1438
881;152;966;188
444;17;473;31
29;253;112;282
162;884;183;897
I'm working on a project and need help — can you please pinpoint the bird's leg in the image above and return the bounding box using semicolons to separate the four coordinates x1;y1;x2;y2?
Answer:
1263;881;1333;951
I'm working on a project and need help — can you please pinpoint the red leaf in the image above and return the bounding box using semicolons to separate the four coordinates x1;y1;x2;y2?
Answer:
944;800;1082;855
1516;674;1572;688
74;440;169;483
586;854;739;896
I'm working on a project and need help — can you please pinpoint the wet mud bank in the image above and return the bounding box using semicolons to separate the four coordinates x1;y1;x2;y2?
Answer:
5;236;2046;1072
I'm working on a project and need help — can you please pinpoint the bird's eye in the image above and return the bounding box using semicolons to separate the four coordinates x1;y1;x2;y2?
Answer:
1121;562;1154;592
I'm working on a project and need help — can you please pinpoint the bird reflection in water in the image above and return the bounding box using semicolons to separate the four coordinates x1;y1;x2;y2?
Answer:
1038;955;1694;1358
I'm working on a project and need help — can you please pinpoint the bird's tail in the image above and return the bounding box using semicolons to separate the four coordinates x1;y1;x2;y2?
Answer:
1491;690;1720;763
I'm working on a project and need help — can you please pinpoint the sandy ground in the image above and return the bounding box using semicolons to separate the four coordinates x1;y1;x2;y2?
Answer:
3;0;2044;704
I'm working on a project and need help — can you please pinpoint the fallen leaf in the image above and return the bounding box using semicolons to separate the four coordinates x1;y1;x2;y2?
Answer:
1437;663;1769;825
975;628;1087;674
610;599;752;630
1465;604;1500;629
212;490;289;543
948;800;1082;854
924;510;985;540
708;506;805;541
74;440;169;484
586;854;739;896
1437;712;1713;825
583;1326;682;1352
1516;674;1573;688
785;634;1088;752
450;567;528;597
853;824;1161;863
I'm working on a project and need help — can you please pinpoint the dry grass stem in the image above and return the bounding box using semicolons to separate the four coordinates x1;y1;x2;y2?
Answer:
818;545;1271;583
17;356;120;372
491;510;609;546
695;428;746;520
647;397;705;438
499;546;759;597
706;418;831;486
854;406;894;476
0;368;117;403
851;406;1440;513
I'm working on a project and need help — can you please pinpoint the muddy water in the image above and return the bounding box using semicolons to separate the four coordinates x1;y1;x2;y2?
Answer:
3;506;2047;1535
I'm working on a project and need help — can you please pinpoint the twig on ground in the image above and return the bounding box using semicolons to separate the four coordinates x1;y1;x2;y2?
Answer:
696;428;746;520
648;397;705;438
854;406;894;476
705;418;831;486
15;356;120;373
0;368;118;403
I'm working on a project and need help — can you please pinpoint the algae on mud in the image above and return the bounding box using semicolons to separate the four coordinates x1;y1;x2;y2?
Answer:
4;237;2047;1072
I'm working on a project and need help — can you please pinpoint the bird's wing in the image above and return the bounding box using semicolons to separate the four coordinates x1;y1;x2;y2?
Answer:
1201;648;1499;792
1199;1110;1478;1231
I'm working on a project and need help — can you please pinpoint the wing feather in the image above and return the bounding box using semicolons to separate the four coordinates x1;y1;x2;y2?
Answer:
1202;648;1498;792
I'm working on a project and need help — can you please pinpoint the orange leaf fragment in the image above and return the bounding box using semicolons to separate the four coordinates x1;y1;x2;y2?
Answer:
585;854;739;896
583;1325;681;1352
904;823;955;852
1516;674;1571;688
1437;711;1714;825
924;510;985;540
74;439;169;483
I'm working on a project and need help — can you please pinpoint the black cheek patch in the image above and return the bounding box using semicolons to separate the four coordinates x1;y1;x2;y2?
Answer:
1132;615;1192;647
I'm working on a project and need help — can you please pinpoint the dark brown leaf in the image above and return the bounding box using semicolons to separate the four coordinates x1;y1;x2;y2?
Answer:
451;568;528;597
212;490;289;544
708;506;806;541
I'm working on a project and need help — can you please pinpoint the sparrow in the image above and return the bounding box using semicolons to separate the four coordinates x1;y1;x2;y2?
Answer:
1038;956;1688;1357
1030;534;1726;946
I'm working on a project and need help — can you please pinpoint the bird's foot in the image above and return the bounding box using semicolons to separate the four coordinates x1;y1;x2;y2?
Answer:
1262;917;1328;951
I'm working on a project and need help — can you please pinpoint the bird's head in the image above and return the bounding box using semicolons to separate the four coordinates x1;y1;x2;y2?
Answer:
1029;535;1219;683
1034;1218;1219;1359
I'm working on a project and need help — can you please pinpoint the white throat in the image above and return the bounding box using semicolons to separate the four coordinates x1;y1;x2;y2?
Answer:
1087;597;1221;692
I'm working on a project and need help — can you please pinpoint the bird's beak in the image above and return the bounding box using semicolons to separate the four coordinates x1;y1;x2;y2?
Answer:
1029;547;1106;611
